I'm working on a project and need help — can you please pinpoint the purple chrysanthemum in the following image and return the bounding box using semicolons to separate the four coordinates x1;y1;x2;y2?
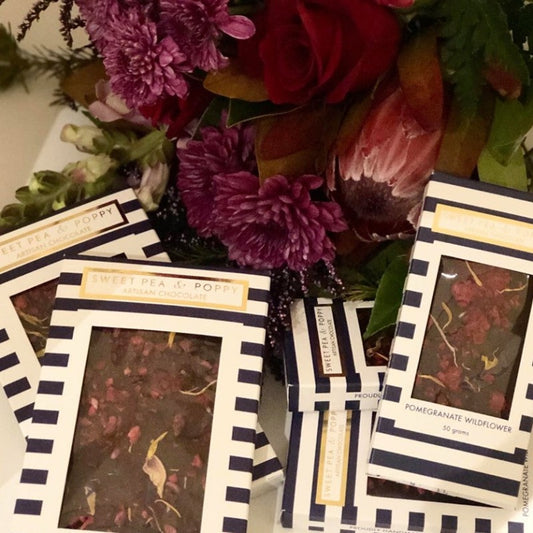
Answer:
213;172;348;270
176;119;256;237
75;0;120;46
159;0;255;71
101;8;189;109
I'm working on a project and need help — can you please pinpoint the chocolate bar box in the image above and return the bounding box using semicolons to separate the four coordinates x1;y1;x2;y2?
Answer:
251;422;285;498
8;255;271;533
368;173;533;508
284;298;388;412
281;408;532;532
0;188;169;437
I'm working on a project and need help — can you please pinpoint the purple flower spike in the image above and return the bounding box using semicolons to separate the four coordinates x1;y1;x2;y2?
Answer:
213;172;347;271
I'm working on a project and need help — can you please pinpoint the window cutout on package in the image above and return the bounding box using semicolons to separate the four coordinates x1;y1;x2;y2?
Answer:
356;306;393;367
58;326;222;532
10;278;59;359
366;475;485;507
411;256;533;419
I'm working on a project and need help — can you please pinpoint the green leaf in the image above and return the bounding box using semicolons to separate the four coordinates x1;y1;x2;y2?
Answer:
127;129;172;166
228;0;264;16
190;96;228;138
337;266;380;302
0;203;26;231
227;99;297;127
478;145;528;191
362;240;412;285
435;0;530;113
338;239;413;302
486;95;533;165
364;255;409;339
0;24;29;90
499;0;533;83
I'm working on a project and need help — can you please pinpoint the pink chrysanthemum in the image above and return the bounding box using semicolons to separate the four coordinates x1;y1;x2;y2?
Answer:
102;8;189;109
176;119;256;237
75;0;121;46
159;0;255;71
213;172;347;270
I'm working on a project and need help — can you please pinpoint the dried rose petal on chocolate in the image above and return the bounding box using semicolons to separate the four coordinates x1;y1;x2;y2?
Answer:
59;326;222;532
412;256;532;419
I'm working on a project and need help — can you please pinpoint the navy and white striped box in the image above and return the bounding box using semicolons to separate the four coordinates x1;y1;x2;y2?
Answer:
251;422;284;498
368;173;533;508
284;298;387;412
281;408;532;532
8;255;270;533
0;188;168;437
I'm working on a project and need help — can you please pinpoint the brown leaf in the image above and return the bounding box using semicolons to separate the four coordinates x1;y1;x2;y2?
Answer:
60;60;107;108
203;62;269;102
397;29;443;131
331;95;372;158
483;60;522;100
255;104;343;181
435;91;495;178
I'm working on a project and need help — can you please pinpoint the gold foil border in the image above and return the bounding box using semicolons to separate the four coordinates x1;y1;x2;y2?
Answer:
0;200;128;274
314;305;346;379
80;267;250;311
315;411;352;506
433;204;533;253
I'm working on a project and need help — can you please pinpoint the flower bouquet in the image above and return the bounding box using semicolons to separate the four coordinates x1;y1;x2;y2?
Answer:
1;0;533;364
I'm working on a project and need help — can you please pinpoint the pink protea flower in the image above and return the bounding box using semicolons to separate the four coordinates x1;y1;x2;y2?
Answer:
159;0;255;71
177;119;256;237
102;8;189;109
213;172;347;270
332;82;444;241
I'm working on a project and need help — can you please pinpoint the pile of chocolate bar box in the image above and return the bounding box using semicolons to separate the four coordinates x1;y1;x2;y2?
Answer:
0;187;282;532
3;173;533;533
277;174;533;533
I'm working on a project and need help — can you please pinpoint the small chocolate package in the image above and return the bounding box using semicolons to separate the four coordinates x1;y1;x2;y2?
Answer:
281;408;532;532
251;422;284;498
368;173;533;508
283;298;388;412
8;255;271;532
0;188;168;436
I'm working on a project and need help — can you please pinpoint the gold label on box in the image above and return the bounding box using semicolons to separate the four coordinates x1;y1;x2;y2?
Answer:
314;305;345;377
433;204;533;252
0;200;128;273
80;267;249;310
315;410;351;506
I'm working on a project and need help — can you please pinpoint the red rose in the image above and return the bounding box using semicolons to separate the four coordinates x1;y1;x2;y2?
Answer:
139;81;213;139
258;0;401;105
